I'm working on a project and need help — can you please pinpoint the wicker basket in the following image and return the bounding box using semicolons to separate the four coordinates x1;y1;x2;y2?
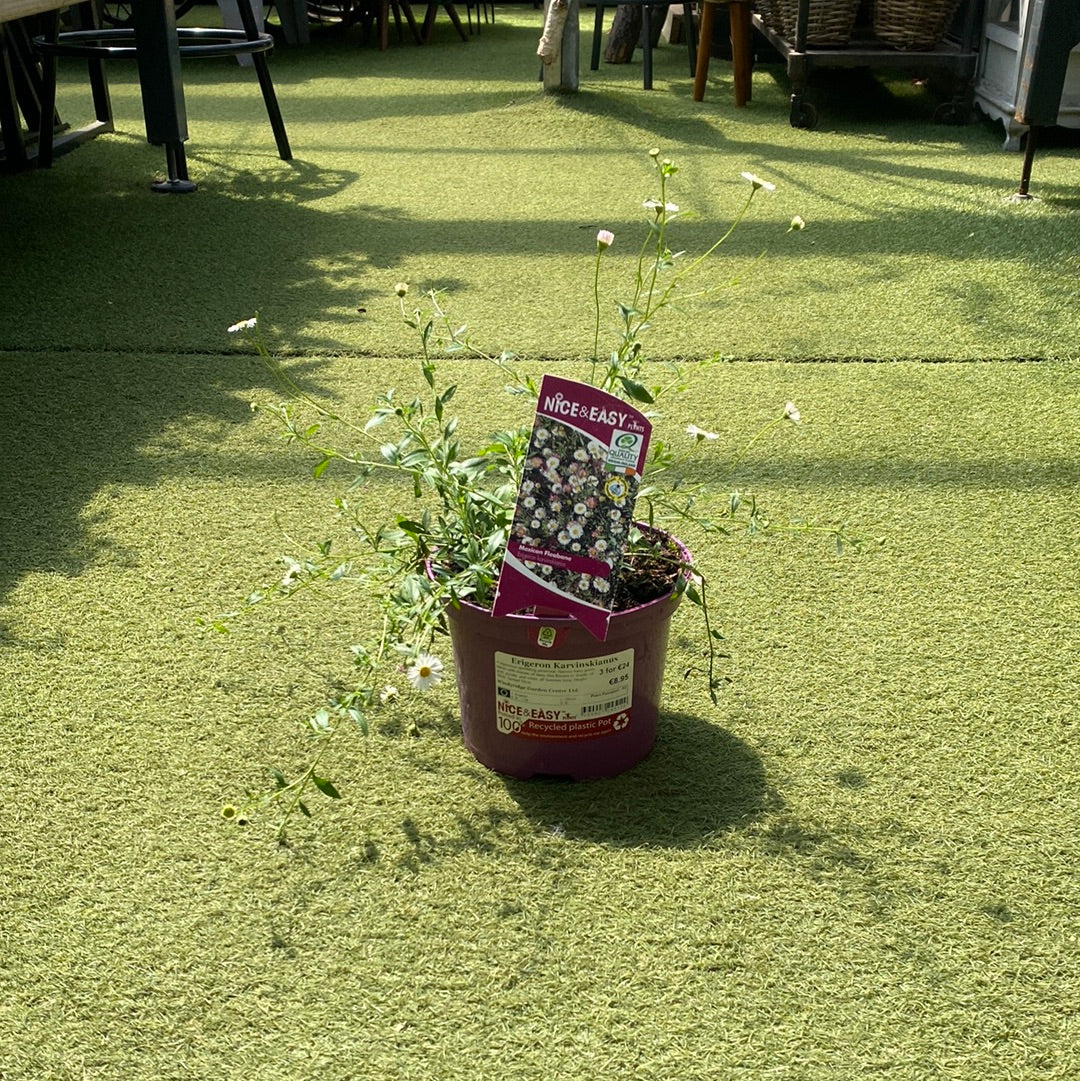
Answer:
872;0;962;50
756;0;861;47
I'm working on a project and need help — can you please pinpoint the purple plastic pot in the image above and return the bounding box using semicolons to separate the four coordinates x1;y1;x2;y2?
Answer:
445;531;690;780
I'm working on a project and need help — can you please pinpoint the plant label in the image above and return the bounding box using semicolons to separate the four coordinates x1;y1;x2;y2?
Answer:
492;375;651;640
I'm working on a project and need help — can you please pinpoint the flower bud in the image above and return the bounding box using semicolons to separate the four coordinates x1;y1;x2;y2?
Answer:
596;229;615;251
394;282;409;297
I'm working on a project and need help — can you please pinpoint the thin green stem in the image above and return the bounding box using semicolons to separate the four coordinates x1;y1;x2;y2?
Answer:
592;247;603;374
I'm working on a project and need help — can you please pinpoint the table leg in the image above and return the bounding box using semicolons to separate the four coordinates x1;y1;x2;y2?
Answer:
132;0;195;192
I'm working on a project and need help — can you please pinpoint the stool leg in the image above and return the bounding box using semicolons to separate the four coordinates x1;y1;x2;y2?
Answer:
236;0;292;160
732;0;752;106
692;1;714;102
250;54;291;160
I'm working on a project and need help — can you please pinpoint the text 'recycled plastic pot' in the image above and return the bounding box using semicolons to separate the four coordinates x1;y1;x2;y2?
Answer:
446;531;690;781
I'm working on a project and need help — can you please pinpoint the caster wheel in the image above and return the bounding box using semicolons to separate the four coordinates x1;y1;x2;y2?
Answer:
934;100;971;125
790;96;817;129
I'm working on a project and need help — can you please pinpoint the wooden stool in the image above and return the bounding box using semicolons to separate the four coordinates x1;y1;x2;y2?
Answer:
692;0;753;106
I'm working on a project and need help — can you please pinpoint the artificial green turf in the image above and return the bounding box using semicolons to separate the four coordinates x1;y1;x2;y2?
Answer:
2;8;1078;361
2;349;1079;1079
2;8;1080;1079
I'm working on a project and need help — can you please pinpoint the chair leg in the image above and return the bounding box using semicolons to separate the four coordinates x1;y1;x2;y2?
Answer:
397;1;424;44
443;3;469;42
378;0;390;49
422;3;468;43
34;11;58;167
1;26;31;170
71;1;112;128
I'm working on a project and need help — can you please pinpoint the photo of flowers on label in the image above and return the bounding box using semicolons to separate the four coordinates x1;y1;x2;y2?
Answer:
492;375;651;640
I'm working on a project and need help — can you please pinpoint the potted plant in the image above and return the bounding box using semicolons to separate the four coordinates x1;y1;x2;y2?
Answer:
216;151;850;832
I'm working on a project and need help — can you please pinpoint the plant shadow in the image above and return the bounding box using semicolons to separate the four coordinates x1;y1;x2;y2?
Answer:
501;711;771;849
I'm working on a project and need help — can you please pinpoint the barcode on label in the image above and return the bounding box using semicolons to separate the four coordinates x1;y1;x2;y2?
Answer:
580;697;630;716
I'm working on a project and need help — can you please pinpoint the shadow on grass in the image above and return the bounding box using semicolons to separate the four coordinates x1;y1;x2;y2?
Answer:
501;712;771;848
0;351;274;636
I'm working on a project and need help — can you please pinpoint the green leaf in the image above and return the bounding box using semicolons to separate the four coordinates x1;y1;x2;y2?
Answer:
312;775;342;800
619;377;655;404
313;456;332;479
298;801;312;818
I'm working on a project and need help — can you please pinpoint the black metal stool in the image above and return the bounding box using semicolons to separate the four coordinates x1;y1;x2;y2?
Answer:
34;0;290;192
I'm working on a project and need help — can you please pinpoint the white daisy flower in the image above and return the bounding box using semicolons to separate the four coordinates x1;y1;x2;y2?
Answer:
406;654;444;692
686;423;719;441
741;172;776;192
